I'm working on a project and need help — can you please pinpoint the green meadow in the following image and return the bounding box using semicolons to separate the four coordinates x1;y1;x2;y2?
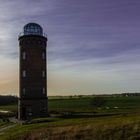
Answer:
2;96;140;112
0;96;140;139
48;96;140;112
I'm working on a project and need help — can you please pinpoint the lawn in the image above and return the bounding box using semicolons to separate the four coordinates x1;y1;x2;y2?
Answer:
0;96;140;139
48;96;140;114
1;113;140;140
1;96;140;115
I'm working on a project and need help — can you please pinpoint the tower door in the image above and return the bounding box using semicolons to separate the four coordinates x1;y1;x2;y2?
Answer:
22;107;26;120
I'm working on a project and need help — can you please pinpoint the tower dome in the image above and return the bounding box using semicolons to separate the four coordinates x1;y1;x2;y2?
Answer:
23;23;43;36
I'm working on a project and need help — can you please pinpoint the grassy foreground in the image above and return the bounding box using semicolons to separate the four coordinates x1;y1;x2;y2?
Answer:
0;96;140;139
1;114;140;140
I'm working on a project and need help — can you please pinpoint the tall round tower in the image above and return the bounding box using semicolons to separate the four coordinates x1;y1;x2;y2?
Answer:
18;23;48;120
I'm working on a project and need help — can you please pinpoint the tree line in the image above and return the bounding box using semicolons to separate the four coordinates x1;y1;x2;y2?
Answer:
0;95;18;105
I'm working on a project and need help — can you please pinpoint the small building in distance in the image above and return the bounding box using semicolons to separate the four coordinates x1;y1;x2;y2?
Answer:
18;23;48;120
122;93;140;97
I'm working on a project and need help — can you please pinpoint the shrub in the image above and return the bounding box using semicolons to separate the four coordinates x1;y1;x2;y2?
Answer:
90;97;106;108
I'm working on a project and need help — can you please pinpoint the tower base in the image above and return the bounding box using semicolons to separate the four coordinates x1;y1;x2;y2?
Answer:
18;98;48;120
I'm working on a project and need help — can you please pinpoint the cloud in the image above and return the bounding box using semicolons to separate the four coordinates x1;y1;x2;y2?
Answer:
0;0;140;95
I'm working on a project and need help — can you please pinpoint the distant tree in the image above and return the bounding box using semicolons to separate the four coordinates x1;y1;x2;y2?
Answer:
78;95;83;98
69;96;73;99
90;97;106;108
0;95;17;105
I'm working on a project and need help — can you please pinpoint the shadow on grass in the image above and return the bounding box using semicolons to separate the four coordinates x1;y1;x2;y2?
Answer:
58;113;122;119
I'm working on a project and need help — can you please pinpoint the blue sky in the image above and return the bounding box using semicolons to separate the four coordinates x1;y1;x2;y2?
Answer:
0;0;140;95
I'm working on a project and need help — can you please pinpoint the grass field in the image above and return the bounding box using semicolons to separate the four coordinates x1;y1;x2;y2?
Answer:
1;113;140;140
1;96;140;113
0;96;140;139
48;96;140;112
0;96;140;111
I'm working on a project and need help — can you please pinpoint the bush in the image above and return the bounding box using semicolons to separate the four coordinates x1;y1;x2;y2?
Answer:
90;97;106;108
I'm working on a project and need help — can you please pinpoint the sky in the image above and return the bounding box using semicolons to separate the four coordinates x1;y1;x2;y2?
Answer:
0;0;140;95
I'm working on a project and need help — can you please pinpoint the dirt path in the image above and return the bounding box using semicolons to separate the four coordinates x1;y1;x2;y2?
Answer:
9;117;25;124
0;124;16;135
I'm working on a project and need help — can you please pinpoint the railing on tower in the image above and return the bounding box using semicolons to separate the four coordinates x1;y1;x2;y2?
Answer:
18;32;47;38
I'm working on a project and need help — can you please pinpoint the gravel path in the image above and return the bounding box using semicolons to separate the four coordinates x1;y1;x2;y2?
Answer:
0;124;16;135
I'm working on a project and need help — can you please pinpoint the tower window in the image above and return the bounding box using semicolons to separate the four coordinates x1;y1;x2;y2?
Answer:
43;88;45;94
22;52;26;60
22;52;26;59
22;70;26;77
23;88;25;95
42;52;45;60
42;71;45;77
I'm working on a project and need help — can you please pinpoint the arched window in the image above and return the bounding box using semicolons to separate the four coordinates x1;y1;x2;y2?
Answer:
42;71;45;77
22;70;26;77
22;52;26;60
23;88;26;95
42;52;45;60
42;88;45;94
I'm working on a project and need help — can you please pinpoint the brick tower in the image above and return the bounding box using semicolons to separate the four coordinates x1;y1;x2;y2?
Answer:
18;23;48;120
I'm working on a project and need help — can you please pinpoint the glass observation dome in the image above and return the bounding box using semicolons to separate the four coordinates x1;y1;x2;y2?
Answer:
18;22;47;38
23;23;43;36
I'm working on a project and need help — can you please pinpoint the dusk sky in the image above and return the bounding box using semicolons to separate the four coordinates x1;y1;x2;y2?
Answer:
0;0;140;95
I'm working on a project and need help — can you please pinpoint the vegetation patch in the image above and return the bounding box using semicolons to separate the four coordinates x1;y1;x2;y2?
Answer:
1;114;140;140
0;96;140;139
